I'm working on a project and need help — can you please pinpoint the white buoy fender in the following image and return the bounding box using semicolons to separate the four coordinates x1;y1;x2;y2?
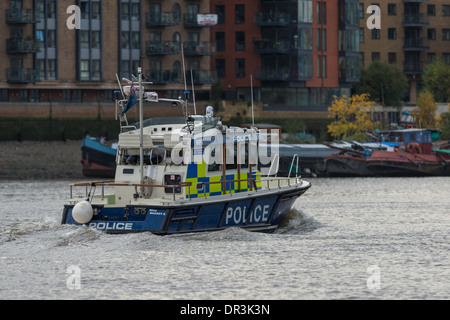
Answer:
72;200;94;224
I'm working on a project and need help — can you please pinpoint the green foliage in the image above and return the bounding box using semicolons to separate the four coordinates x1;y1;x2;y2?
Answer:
423;60;450;102
284;118;305;134
354;61;409;107
0;118;120;141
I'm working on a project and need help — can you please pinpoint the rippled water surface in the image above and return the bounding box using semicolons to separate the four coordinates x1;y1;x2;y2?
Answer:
1;177;449;300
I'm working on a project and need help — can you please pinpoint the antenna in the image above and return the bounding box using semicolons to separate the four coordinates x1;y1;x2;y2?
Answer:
251;74;254;127
115;73;125;99
181;42;187;92
138;67;144;185
191;69;197;115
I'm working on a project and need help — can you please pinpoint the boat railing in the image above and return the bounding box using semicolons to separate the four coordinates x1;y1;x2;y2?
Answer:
288;154;300;178
69;176;302;202
266;153;279;177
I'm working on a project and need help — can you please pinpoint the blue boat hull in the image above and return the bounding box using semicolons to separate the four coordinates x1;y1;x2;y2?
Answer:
62;187;308;234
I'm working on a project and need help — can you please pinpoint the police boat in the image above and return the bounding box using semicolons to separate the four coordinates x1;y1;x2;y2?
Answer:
61;68;311;234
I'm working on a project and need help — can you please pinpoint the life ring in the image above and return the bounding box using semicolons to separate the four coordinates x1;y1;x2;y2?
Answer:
406;124;414;129
407;143;422;154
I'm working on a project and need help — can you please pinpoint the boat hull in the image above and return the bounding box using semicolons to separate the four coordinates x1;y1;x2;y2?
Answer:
324;156;372;177
81;137;117;178
366;151;450;176
62;184;310;235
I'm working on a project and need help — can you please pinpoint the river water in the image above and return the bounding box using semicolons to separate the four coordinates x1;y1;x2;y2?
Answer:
1;177;449;300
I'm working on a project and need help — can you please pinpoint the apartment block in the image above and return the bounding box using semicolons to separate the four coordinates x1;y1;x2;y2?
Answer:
0;0;214;106
210;0;359;111
359;0;450;103
0;0;360;115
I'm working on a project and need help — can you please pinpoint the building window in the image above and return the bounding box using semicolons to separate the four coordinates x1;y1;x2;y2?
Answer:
47;30;56;47
235;32;245;51
427;4;435;16
321;29;326;50
77;0;102;81
443;29;450;41
358;3;364;19
119;0;141;80
235;5;245;24
443;53;450;65
36;0;58;80
91;1;100;19
47;0;56;18
216;32;225;51
236;59;245;78
80;60;90;79
80;1;90;19
428;29;436;40
80;31;89;48
318;55;326;78
388;52;396;64
132;3;140;21
427;53;436;64
371;29;380;40
92;60;100;80
443;5;450;16
216;59;225;78
298;0;313;23
216;5;225;24
372;52;380;61
388;28;396;40
388;4;396;16
360;52;365;68
317;1;326;24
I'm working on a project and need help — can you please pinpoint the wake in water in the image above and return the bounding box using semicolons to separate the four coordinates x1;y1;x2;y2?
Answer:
0;217;60;243
274;207;323;235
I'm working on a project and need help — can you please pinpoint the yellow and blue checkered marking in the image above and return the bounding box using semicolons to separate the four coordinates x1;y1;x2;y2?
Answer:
186;162;261;198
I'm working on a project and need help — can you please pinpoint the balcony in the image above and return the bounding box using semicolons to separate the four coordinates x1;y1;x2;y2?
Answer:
403;61;424;74
6;39;41;54
186;70;216;84
253;39;291;54
254;12;292;27
146;70;181;84
183;42;216;56
403;37;429;50
146;41;180;56
7;68;40;83
6;9;37;24
146;12;179;27
255;67;313;82
145;70;216;84
403;13;429;26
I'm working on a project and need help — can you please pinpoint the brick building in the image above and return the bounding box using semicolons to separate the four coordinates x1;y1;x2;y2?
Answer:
0;0;361;116
359;0;450;103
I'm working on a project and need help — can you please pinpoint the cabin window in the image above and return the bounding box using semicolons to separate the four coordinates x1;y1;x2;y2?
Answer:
123;168;134;174
207;149;222;172
164;174;181;193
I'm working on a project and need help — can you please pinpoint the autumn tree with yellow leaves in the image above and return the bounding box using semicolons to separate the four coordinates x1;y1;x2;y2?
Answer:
411;90;437;129
327;94;379;141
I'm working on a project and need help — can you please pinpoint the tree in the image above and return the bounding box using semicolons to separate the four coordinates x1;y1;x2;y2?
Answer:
437;104;450;140
354;61;409;107
327;94;379;141
411;90;437;128
423;60;450;102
